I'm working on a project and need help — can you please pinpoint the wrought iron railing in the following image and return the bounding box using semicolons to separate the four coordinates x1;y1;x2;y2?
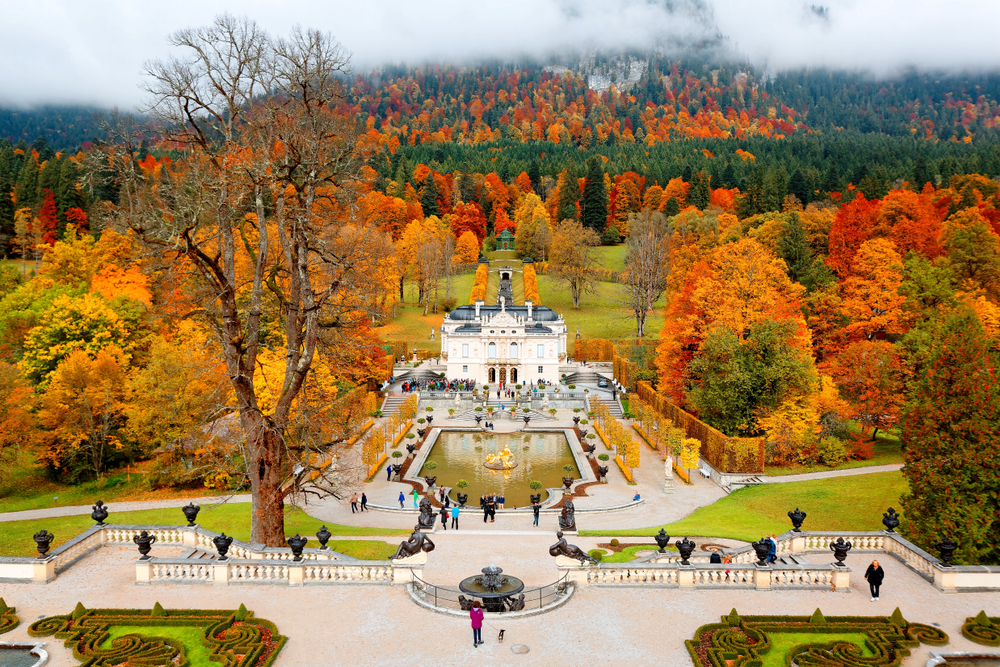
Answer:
410;572;569;614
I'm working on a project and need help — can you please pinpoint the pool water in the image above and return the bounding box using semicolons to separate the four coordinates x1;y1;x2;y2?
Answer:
418;431;580;507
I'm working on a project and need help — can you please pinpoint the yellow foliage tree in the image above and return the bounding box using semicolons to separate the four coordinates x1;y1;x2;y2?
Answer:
453;230;480;265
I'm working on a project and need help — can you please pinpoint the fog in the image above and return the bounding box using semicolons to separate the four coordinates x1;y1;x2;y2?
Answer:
2;0;1000;109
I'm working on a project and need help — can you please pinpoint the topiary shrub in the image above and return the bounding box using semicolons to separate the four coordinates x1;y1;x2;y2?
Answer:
580;419;588;424
573;408;581;413
391;451;403;459
418;418;426;423
569;384;576;389
598;454;609;461
426;406;434;412
423;461;437;470
475;407;483;412
529;480;542;490
456;479;469;489
515;384;522;390
406;432;416;439
962;611;1000;646
588;549;606;562
0;598;19;634
562;464;575;472
609;538;619;547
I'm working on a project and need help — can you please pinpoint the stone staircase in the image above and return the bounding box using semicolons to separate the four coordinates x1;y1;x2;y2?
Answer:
724;476;766;493
597;395;623;419
562;370;607;385
380;395;408;416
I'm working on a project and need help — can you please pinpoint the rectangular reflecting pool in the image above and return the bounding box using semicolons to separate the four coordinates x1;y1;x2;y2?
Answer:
417;430;580;507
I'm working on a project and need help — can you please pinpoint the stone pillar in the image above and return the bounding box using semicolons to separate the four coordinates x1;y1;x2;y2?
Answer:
288;564;304;586
213;562;230;585
135;559;153;584
677;565;694;588
183;529;198;548
832;567;851;592
555;556;591;585
753;566;772;590
33;557;55;583
788;534;806;553
933;565;956;593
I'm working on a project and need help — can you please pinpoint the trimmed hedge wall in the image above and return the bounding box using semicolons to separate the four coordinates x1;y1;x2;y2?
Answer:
28;603;287;667
962;611;1000;646
686;608;947;667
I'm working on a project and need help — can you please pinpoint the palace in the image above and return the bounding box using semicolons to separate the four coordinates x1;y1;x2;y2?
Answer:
439;297;568;385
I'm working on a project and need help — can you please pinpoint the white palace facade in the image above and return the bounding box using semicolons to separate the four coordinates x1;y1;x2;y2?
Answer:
439;299;568;386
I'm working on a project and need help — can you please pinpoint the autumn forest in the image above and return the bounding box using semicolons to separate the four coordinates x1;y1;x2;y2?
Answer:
1;24;999;556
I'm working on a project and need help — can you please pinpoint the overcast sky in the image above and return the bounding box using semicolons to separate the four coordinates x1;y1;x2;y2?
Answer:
3;0;1000;109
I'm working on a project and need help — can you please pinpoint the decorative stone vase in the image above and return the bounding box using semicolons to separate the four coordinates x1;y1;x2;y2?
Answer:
406;443;416;458
133;530;156;560
562;477;574;492
751;538;771;566
573;416;581;426
287;534;308;561
416;429;426;441
91;500;109;526
475;415;482;425
523;416;530;426
654;529;671;553
675;537;696;565
213;533;234;560
424;476;437;489
457;493;468;507
426;416;433;425
182;502;201;527
316;526;332;549
578;429;588;440
882;507;900;533
787;508;807;532
391;464;402;480
597;465;609;482
33;530;54;558
529;494;541;505
935;537;958;566
830;537;852;566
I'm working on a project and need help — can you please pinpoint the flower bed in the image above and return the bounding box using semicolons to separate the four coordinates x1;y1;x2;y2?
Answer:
686;608;947;667
29;603;286;667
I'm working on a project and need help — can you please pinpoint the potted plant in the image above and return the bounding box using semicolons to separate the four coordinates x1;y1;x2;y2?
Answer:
448;408;455;416
573;408;581;414
569;384;576;389
425;406;434;412
529;480;542;490
549;408;557;416
418;418;426;424
580;419;588;424
475;406;483;412
598;453;609;461
456;479;468;489
391;450;403;459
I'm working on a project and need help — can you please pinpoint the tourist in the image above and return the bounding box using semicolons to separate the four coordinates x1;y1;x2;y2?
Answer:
710;551;722;564
398;491;405;508
483;497;490;523
532;502;540;527
865;560;885;601
470;600;484;647
386;464;393;481
498;493;504;509
360;493;368;511
612;389;617;400
767;535;777;563
633;493;641;501
350;492;359;513
441;506;449;530
439;487;446;503
489;498;497;523
451;504;459;529
412;489;419;508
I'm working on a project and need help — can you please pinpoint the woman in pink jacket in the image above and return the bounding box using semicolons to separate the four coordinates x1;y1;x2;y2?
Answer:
470;600;484;647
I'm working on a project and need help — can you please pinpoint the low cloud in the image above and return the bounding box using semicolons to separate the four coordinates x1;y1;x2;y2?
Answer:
1;0;999;109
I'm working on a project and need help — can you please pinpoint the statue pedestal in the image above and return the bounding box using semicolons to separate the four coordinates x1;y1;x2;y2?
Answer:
417;525;436;533
391;551;428;567
554;555;586;568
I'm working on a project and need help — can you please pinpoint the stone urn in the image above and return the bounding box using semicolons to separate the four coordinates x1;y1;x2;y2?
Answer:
597;465;609;482
882;507;900;533
475;415;483;425
529;493;542;505
523;415;531;426
91;500;109;526
457;493;468;507
406;443;416;458
935;537;958;566
830;537;852;566
391;464;402;480
655;529;671;553
33;529;54;558
675;537;696;565
133;530;156;560
316;526;332;550
751;538;772;566
424;476;437;489
426;416;434;425
182;502;201;527
573;416;581;426
788;508;807;532
213;533;234;560
287;534;308;561
416;429;426;441
562;477;574;493
578;429;588;440
585;443;596;459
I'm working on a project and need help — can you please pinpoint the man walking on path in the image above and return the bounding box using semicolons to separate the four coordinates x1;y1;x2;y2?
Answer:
451;505;459;529
386;465;392;481
350;493;359;513
398;491;405;508
440;506;449;530
360;493;368;511
532;502;540;526
865;560;885;601
483;497;490;523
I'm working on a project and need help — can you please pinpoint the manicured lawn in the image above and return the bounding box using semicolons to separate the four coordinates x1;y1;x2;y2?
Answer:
761;633;870;667
0;503;407;557
538;272;665;342
591;244;627;271
600;543;676;562
582;471;907;542
103;626;216;667
764;426;903;476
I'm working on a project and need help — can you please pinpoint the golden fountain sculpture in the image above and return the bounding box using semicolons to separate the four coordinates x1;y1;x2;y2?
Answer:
483;447;518;470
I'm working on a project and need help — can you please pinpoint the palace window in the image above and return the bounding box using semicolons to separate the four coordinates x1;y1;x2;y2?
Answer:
538;366;544;374
488;342;496;358
510;343;518;358
537;344;544;357
462;344;469;358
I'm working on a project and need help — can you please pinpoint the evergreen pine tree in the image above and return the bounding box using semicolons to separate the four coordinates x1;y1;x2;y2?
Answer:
913;156;930;189
580;156;608;233
689;171;711;210
720;162;736;189
555;170;578;221
662;196;680;216
822;163;842;193
14;158;39;209
777;214;815;289
420;174;440;217
788;169;810;205
681;164;693;183
528;161;541;192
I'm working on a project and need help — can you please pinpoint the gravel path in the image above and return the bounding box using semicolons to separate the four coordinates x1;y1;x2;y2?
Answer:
0;494;252;523
762;463;903;484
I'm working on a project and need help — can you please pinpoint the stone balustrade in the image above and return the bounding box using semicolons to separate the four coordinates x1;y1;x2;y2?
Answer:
136;558;396;586
571;562;848;591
